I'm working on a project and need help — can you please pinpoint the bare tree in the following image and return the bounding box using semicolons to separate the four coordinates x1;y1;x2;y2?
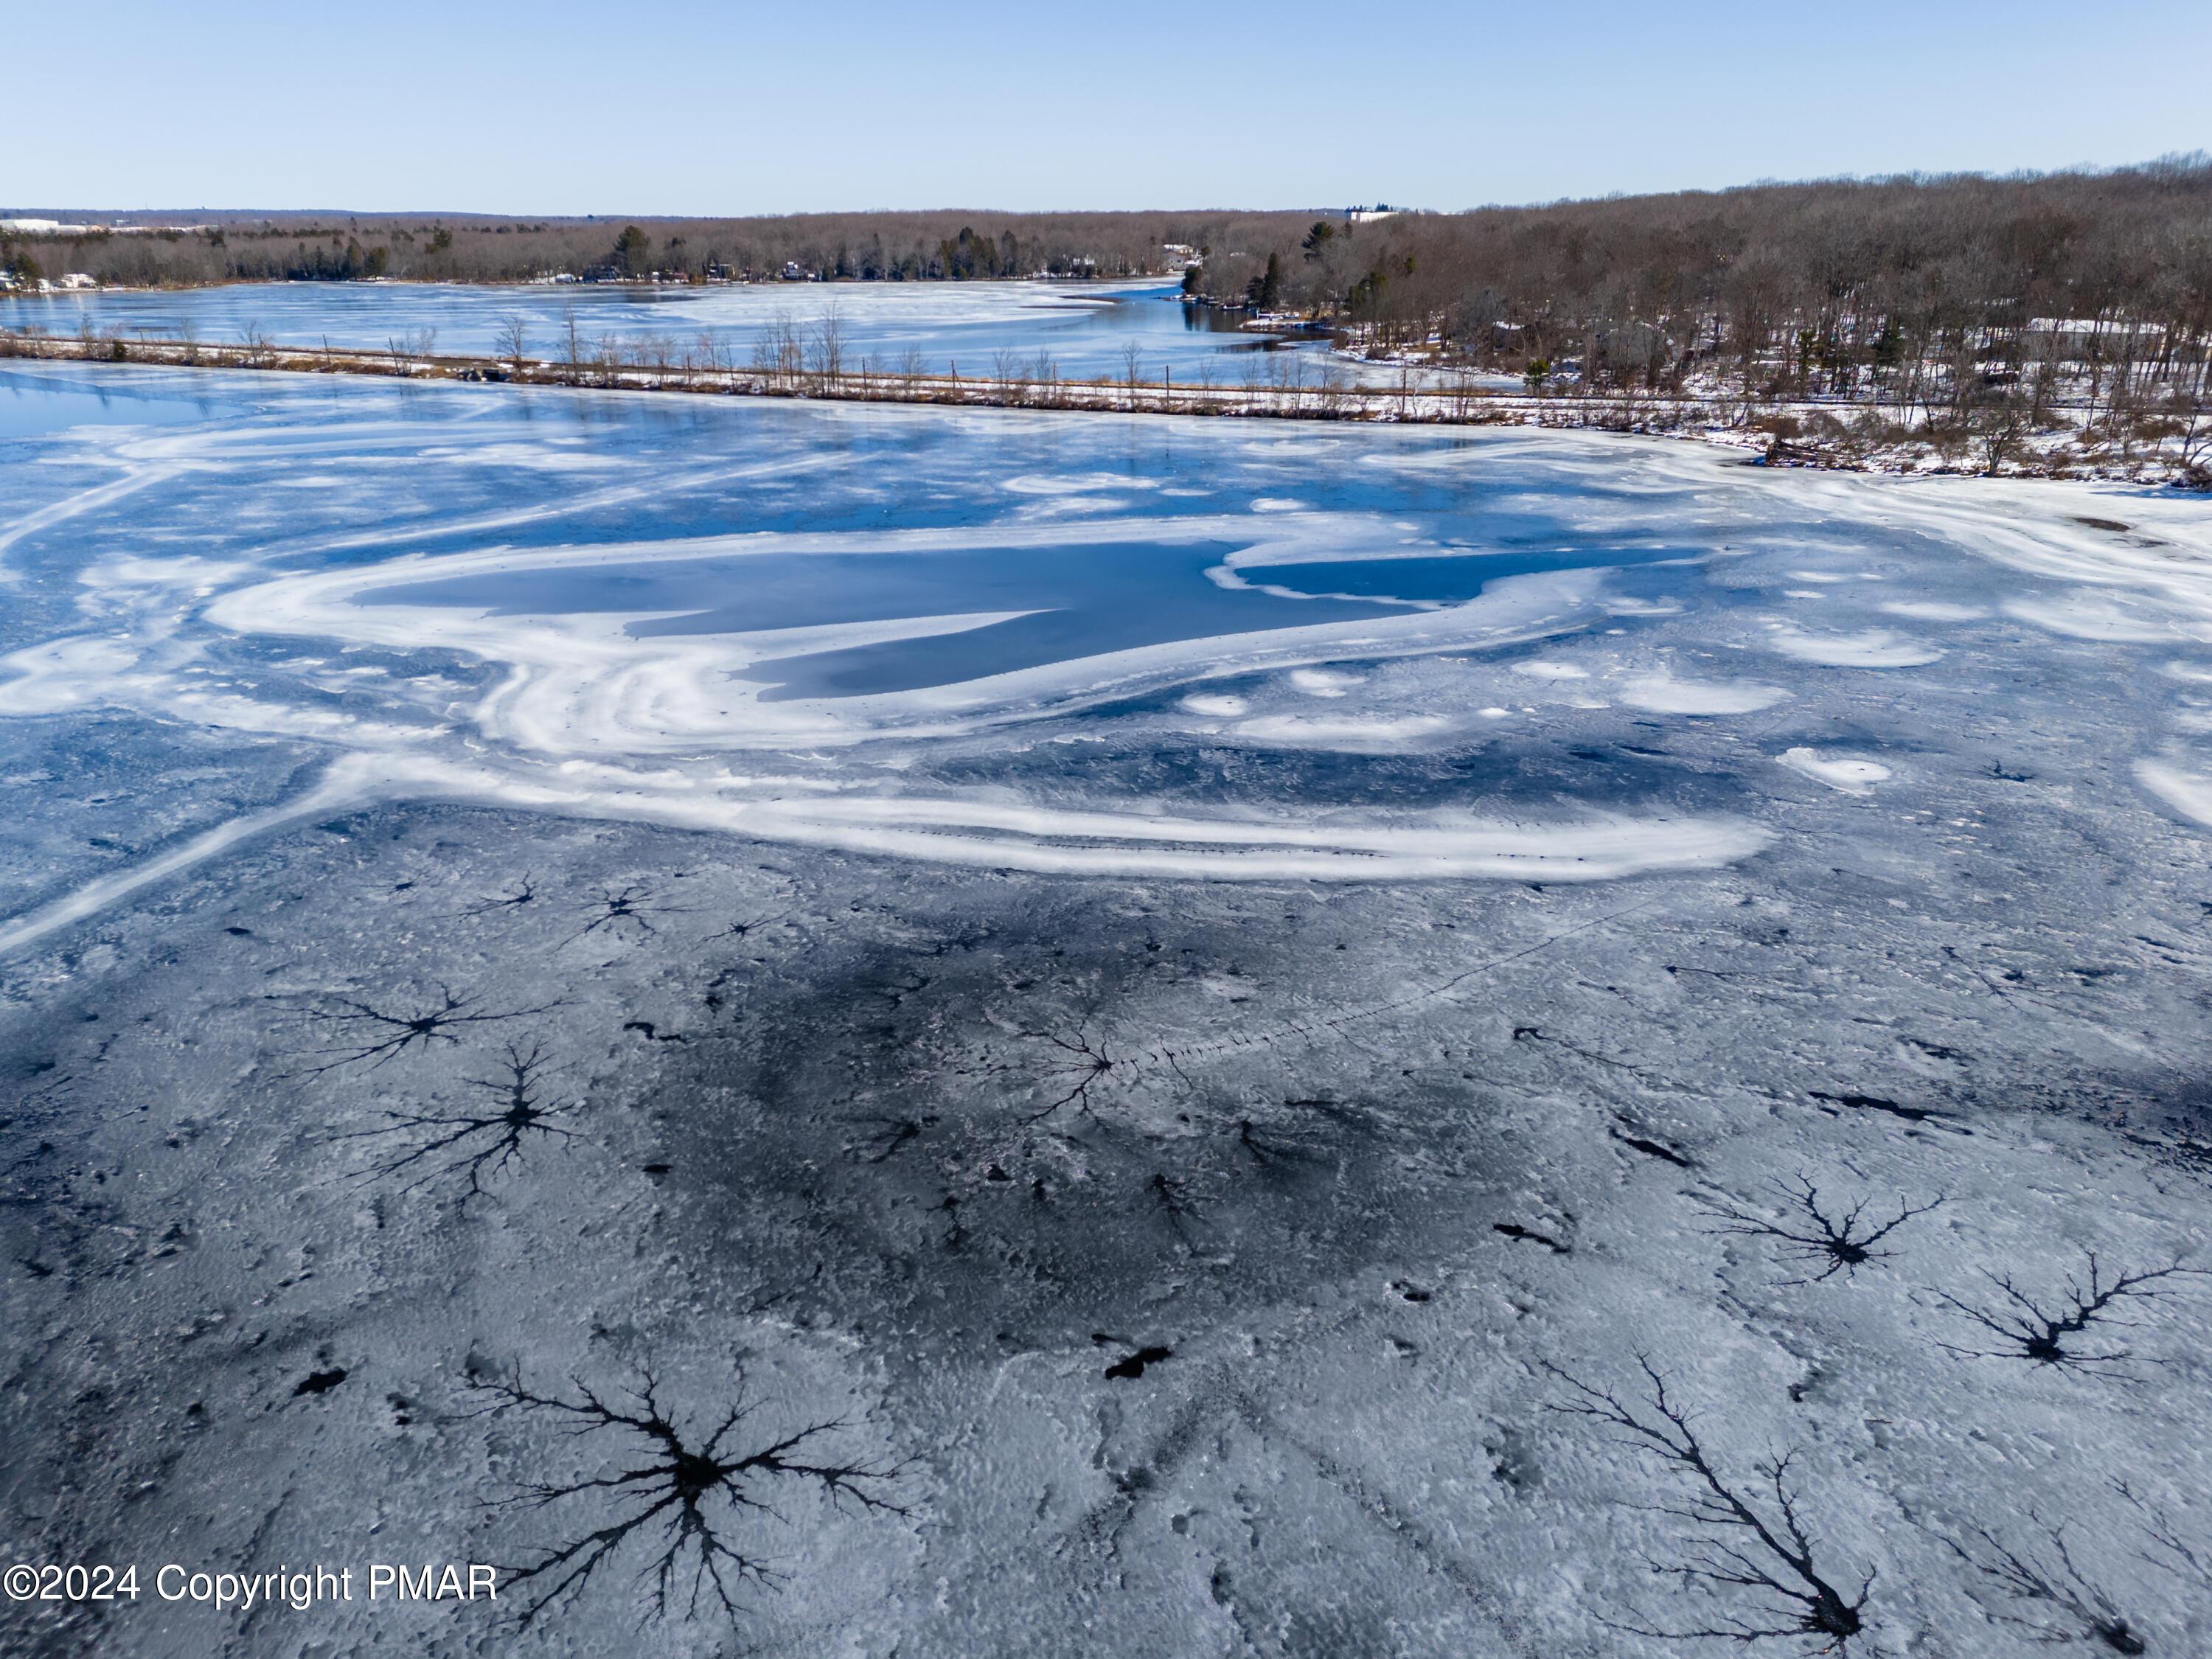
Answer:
758;312;801;386
2175;378;2212;483
1974;387;2034;474
383;327;435;372
498;315;529;372
1545;1357;1872;1652
807;302;844;389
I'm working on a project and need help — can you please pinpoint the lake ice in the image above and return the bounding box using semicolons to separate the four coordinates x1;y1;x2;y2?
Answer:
2;356;2210;1656
15;278;1356;383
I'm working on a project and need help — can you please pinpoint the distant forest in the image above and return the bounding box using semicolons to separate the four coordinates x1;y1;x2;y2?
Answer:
1184;158;2212;398
5;160;2209;439
0;210;1245;288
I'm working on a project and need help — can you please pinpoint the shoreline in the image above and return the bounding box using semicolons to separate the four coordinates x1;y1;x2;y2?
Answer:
2;329;2202;487
0;271;1173;297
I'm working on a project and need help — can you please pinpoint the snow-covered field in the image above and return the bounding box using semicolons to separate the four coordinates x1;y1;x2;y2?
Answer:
1;361;2208;1656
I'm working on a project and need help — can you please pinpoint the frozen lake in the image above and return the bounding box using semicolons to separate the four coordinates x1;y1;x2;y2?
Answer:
2;362;2211;1657
0;360;1836;888
7;277;1363;383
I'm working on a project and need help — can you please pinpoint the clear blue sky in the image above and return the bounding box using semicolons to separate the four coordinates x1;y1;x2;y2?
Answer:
8;0;2207;215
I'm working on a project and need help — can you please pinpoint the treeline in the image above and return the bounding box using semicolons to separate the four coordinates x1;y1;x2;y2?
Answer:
0;210;1303;288
11;165;2208;462
1186;159;2212;402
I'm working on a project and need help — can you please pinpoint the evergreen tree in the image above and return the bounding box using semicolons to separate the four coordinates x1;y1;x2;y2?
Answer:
1246;250;1282;310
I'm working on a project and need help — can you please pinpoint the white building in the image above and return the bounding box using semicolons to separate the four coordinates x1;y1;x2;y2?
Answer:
2023;317;2166;355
